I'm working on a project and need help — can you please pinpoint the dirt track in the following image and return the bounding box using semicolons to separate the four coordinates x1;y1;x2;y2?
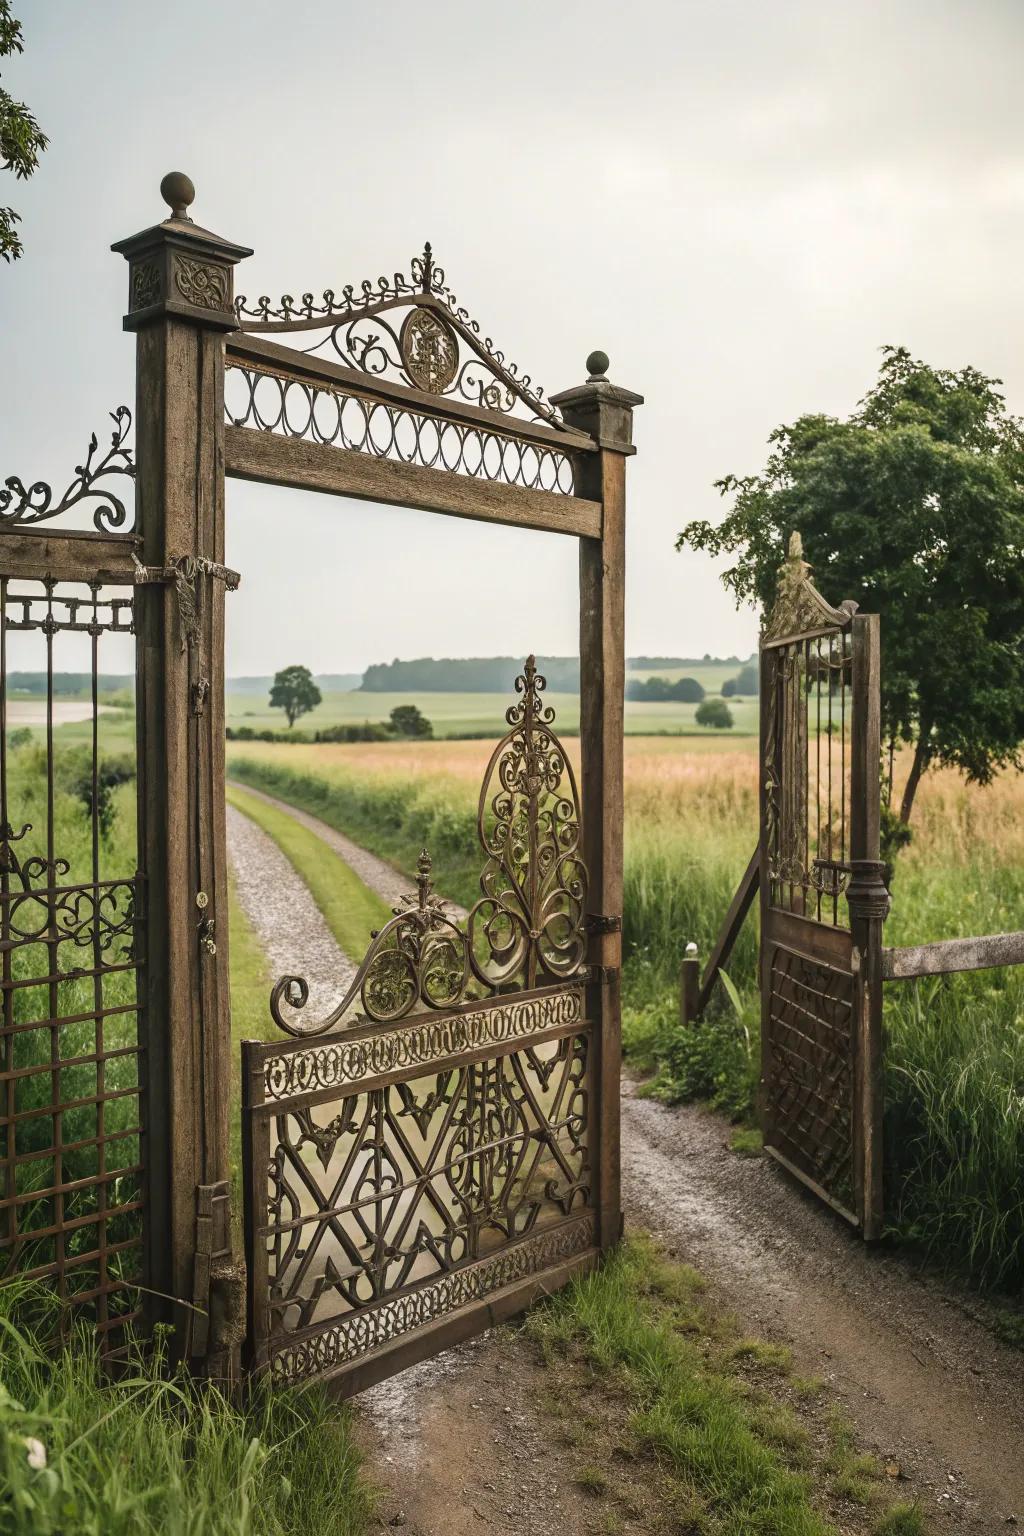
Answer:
623;1083;1024;1531
227;787;1024;1533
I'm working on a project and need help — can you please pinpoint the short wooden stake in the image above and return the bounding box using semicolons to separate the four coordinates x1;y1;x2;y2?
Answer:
680;943;700;1027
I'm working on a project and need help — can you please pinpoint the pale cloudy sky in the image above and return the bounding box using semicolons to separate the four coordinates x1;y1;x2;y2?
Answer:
2;0;1022;676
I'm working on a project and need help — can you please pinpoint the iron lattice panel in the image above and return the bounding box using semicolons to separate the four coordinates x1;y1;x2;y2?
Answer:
248;994;591;1383
0;578;143;1351
763;630;854;927
225;364;576;496
765;945;855;1212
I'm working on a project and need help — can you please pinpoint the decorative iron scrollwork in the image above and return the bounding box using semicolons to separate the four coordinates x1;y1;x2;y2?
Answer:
270;658;588;1038
762;532;858;644
0;408;135;533
468;655;587;989
234;243;562;426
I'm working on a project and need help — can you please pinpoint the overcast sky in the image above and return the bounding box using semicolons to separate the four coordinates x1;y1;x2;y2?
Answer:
2;0;1022;677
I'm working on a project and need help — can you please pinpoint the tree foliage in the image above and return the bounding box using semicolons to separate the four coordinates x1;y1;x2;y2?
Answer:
389;704;433;739
625;675;705;703
678;346;1024;823
0;4;48;262
695;698;733;730
268;665;322;729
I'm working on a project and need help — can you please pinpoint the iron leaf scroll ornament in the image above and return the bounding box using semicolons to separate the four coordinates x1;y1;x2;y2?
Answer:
234;244;564;427
270;657;588;1037
0;408;135;533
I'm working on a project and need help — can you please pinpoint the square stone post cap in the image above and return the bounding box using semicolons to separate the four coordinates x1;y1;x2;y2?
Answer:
111;173;253;333
550;352;643;453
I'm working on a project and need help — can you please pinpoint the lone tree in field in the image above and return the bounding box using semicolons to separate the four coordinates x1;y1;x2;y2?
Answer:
389;704;433;739
269;665;321;729
695;697;733;730
678;346;1024;826
1;4;48;261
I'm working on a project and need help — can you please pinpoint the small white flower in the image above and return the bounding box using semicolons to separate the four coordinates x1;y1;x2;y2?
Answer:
23;1437;47;1471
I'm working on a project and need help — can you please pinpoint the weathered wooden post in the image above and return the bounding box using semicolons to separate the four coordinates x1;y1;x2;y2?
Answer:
112;175;252;1372
679;942;700;1027
552;351;642;1252
846;611;888;1242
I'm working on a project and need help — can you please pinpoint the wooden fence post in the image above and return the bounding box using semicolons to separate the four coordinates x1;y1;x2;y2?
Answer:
846;612;888;1241
552;352;642;1254
112;175;252;1369
680;943;700;1027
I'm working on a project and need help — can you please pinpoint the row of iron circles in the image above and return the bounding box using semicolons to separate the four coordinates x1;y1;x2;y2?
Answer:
225;367;575;495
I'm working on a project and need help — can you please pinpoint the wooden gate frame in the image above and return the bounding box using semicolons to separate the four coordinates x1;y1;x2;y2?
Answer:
109;175;641;1371
758;536;888;1239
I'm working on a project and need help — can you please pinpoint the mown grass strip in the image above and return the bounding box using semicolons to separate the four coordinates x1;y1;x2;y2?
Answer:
528;1233;925;1536
226;781;393;961
227;872;275;1198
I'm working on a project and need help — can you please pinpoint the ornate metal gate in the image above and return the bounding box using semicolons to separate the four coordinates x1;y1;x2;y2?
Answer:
243;660;595;1391
3;173;638;1383
759;535;888;1237
0;419;147;1353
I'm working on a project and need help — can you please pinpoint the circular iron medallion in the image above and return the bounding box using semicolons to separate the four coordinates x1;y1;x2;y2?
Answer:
400;308;459;394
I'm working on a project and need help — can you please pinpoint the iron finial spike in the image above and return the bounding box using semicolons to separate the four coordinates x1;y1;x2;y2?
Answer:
159;171;195;222
422;241;433;293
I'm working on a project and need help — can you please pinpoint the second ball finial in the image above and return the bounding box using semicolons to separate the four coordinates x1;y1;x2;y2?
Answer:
586;350;610;381
160;171;195;221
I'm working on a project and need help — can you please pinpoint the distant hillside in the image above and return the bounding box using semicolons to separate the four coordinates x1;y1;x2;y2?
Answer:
228;673;362;694
359;655;756;693
8;672;134;697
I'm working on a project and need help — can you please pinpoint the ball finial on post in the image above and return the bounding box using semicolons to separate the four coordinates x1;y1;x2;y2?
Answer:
586;350;610;382
159;171;195;222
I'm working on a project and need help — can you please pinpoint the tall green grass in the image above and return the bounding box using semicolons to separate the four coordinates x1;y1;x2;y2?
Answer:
0;1282;375;1535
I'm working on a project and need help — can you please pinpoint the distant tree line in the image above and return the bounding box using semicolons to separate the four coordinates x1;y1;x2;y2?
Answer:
721;663;759;697
359;654;756;693
625;676;705;703
360;657;582;692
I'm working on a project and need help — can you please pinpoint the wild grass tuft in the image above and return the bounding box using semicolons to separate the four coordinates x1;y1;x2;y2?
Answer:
0;1281;375;1535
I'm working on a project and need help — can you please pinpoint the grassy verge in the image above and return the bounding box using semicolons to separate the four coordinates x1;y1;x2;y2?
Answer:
0;1284;376;1536
226;781;393;958
528;1233;925;1536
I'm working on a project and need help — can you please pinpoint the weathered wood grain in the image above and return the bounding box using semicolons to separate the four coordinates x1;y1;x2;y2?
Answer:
883;931;1024;979
224;426;602;538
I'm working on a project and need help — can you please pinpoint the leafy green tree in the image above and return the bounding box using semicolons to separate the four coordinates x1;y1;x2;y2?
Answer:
389;704;433;739
269;665;322;728
679;347;1024;826
733;662;759;696
695;697;733;730
1;4;48;262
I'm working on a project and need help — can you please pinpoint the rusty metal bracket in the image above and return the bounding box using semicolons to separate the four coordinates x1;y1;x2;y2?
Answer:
586;912;622;935
190;1179;232;1359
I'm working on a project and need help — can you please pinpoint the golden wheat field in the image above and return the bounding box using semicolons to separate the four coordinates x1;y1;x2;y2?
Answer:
226;734;1024;877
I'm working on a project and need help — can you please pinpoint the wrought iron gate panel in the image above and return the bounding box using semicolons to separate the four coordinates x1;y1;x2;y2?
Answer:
760;535;883;1231
0;570;144;1351
242;660;599;1391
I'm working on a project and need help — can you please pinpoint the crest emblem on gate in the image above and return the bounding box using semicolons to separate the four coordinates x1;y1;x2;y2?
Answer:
400;309;459;393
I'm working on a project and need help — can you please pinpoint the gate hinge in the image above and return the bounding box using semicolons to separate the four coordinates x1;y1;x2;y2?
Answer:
586;912;622;935
189;1179;232;1360
587;964;621;985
